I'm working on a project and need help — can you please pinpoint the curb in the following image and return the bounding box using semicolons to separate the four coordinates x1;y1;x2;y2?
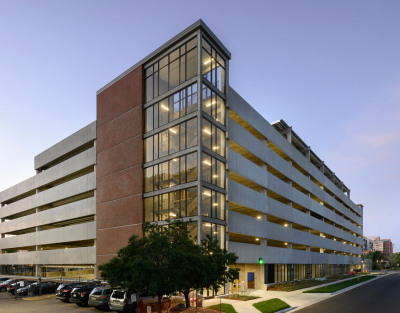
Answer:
22;294;55;301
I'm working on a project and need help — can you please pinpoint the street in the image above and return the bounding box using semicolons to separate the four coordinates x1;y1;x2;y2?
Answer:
295;273;400;312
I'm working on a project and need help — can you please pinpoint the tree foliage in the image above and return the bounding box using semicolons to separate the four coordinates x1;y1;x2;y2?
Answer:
363;251;384;269
99;221;239;311
388;253;400;268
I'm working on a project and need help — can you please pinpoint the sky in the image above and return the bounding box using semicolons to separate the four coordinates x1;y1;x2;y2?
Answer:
1;1;399;250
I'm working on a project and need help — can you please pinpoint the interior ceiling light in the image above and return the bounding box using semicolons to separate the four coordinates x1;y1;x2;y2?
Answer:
203;160;211;166
203;191;211;197
203;128;211;135
204;58;213;65
169;128;177;134
160;104;169;111
257;216;262;219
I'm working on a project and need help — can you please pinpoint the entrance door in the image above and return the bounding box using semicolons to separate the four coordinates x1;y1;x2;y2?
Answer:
247;272;255;289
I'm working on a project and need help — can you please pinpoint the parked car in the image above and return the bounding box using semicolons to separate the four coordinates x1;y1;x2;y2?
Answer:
28;281;60;295
0;277;9;282
88;286;113;310
0;279;16;292
16;281;39;297
70;285;99;306
109;289;137;313
8;280;36;295
56;283;82;302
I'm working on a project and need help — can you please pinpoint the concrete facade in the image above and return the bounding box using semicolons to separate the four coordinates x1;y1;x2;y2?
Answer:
0;20;363;288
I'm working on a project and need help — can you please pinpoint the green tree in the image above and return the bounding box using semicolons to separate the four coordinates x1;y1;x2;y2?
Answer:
388;253;400;269
363;251;384;269
99;221;239;312
200;236;239;293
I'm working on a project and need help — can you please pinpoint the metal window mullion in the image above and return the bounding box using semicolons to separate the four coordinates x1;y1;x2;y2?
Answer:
197;31;203;245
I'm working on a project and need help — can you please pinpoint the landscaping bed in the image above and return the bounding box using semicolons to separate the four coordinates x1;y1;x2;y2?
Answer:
207;303;238;313
303;275;377;293
224;293;260;301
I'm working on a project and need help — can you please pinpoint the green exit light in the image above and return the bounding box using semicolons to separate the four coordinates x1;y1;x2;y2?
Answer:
258;258;264;264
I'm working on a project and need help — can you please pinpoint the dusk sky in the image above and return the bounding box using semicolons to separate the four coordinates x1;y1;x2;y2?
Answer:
1;1;399;250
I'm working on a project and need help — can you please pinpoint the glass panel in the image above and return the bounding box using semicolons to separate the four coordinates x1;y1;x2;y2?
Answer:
217;53;225;68
202;40;211;54
180;88;186;116
170;190;180;218
216;95;225;125
159;65;168;95
202;85;212;116
202;153;212;184
154;71;159;98
202;119;212;150
216;225;225;249
211;58;217;86
186;48;198;80
216;127;225;157
216;160;225;188
186;37;197;51
159;55;168;68
202;188;212;217
180;155;186;184
169;158;179;187
145;76;153;102
202;48;212;82
217;66;225;93
144;167;153;192
170;48;179;62
159;130;168;158
169;126;179;154
159;99;169;126
153;164;159;190
187;222;197;242
172;92;180;121
160;193;169;220
169;59;179;90
186;152;197;182
153;133;159;160
187;187;198;216
144;197;153;222
180;56;186;84
180;189;186;217
180;122;186;150
187;84;198;113
215;193;225;220
186;118;197;148
145;106;153;133
154;195;159;221
154;104;159;129
202;221;212;240
159;161;169;189
145;66;153;78
144;137;153;162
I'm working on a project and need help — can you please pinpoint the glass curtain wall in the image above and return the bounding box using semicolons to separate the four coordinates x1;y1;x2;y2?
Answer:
143;33;228;251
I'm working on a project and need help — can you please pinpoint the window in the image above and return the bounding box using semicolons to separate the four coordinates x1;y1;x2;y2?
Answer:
145;37;198;102
201;222;225;249
144;187;198;222
202;153;225;188
201;39;226;93
202;118;225;157
144;152;197;192
144;83;198;133
144;118;197;163
201;84;225;125
202;188;225;220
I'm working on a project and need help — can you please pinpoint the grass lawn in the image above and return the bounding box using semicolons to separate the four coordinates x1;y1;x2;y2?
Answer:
207;303;237;313
303;275;376;293
252;298;290;313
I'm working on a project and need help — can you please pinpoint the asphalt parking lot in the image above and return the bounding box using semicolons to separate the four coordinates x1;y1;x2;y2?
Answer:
0;292;97;313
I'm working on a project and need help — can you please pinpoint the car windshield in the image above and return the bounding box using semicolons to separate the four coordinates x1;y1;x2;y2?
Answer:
91;288;102;295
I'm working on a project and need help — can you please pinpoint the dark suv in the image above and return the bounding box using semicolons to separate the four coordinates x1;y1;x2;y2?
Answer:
28;281;60;295
0;279;16;292
88;286;113;310
8;280;36;295
56;283;82;302
70;285;99;306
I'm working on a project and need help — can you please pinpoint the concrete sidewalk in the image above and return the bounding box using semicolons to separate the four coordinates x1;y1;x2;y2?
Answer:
202;273;388;313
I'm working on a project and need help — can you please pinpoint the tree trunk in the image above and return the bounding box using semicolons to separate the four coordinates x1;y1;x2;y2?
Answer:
184;290;190;308
158;295;162;313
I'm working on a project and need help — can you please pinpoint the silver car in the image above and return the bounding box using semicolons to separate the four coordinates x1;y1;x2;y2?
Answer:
109;289;137;313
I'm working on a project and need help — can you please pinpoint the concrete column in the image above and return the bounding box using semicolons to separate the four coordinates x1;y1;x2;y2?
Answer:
306;246;311;252
286;128;292;144
319;161;324;172
347;189;351;198
306;146;311;161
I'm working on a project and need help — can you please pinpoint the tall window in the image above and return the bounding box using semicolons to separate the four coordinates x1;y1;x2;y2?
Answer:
201;84;225;125
145;37;198;102
201;39;226;93
145;84;198;133
202;118;225;157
